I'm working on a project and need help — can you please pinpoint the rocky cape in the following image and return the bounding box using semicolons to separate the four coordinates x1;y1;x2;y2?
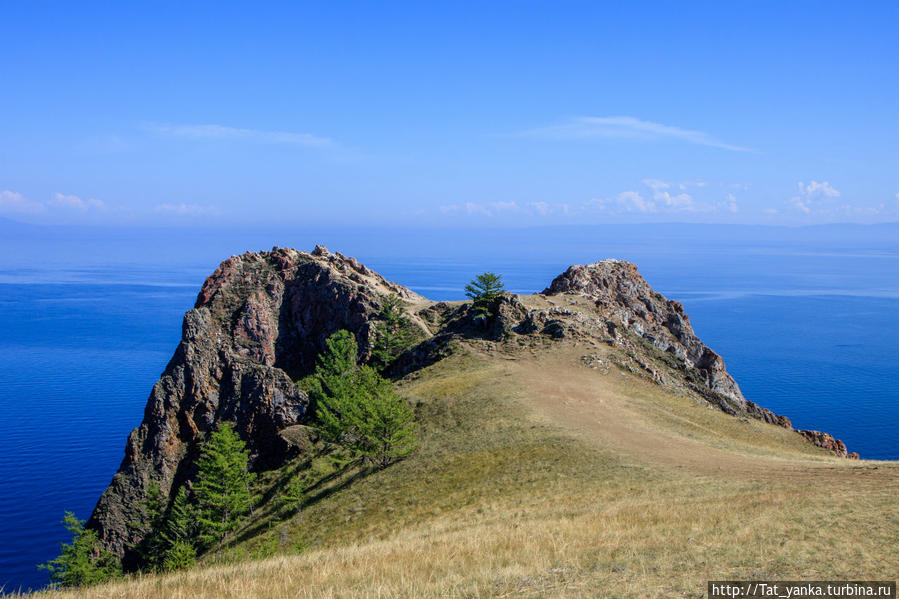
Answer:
87;247;857;561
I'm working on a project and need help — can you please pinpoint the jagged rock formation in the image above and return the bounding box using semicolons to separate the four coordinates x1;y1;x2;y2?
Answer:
88;250;856;562
539;260;791;425
798;430;859;459
534;261;857;457
88;246;425;560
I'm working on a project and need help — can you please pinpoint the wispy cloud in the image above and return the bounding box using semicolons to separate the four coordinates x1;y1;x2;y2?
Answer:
464;202;492;216
0;190;45;213
642;179;695;210
527;201;550;216
145;123;333;147
522;116;752;152
0;190;105;214
155;203;221;217
50;193;105;210
587;179;736;214
783;181;896;219
439;201;570;218
587;190;656;213
442;179;742;220
440;201;520;217
721;193;739;213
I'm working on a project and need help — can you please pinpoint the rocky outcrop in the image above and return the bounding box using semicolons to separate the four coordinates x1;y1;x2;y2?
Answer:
539;259;851;455
88;246;424;561
542;260;749;408
397;259;851;457
797;430;860;459
89;250;856;562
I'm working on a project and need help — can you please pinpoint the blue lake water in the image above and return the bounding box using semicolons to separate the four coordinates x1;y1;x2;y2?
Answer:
0;223;897;591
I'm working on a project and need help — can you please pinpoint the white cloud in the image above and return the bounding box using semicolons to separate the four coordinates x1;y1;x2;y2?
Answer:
642;178;670;190
522;116;751;152
835;198;899;218
642;178;695;210
587;180;742;215
490;201;519;213
527;201;550;216
0;190;105;214
0;190;46;213
589;190;655;213
789;197;811;214
451;201;522;217
50;193;105;210
464;202;492;216
617;190;653;212
783;181;895;219
789;180;841;214
721;193;739;213
146;123;333;147
848;203;887;216
155;203;221;216
799;180;840;199
524;201;570;217
440;201;573;218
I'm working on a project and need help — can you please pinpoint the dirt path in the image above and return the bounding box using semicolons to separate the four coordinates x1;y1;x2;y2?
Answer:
489;344;898;486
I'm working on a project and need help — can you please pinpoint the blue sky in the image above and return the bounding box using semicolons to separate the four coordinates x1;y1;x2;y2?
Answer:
1;1;897;227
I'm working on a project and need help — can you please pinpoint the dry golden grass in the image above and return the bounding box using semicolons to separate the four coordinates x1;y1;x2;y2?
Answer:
16;343;899;598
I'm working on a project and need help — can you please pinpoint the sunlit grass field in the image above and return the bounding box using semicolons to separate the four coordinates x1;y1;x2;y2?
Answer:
16;344;898;598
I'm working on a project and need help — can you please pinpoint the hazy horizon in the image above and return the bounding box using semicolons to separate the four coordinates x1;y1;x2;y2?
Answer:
2;2;898;228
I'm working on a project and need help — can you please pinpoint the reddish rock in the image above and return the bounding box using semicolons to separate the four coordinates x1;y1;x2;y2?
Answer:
543;260;751;413
88;246;424;561
797;429;856;458
89;250;858;564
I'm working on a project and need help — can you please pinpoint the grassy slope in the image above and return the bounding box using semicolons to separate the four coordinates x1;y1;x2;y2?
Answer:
22;341;899;598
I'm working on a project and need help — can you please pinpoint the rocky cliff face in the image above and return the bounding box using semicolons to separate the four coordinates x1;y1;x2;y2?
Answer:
540;260;782;422
89;250;856;561
538;260;855;457
87;246;424;560
410;259;854;456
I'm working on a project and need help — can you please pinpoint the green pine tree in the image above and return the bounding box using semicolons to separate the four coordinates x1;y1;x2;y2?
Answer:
315;329;358;389
343;366;417;468
464;272;505;318
135;481;168;569
309;330;359;444
371;295;415;371
162;541;196;572
281;475;306;513
39;512;121;588
159;486;199;571
160;485;196;549
312;330;418;469
193;422;255;548
134;483;198;572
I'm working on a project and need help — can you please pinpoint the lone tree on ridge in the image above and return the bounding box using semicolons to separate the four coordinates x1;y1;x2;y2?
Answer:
465;272;505;318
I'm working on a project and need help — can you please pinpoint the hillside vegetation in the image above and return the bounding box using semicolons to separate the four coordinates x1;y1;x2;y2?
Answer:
19;338;898;598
